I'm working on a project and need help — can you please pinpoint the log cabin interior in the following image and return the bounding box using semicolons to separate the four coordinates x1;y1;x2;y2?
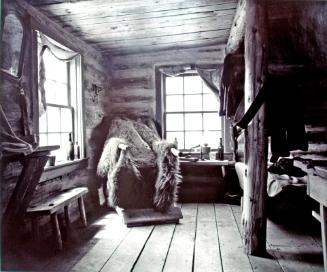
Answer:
1;0;326;271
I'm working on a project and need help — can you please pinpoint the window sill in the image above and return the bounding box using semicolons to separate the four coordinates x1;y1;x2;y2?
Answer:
40;158;88;183
179;159;235;166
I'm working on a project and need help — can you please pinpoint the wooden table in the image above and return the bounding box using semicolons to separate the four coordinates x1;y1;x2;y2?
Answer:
2;145;59;239
307;166;327;272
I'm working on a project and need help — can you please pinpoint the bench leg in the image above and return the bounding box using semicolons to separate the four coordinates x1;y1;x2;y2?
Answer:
64;205;71;228
51;213;63;250
31;216;39;240
78;197;87;227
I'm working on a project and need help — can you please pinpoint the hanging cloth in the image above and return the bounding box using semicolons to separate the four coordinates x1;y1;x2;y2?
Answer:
195;65;223;110
159;64;223;112
38;33;79;115
0;104;33;155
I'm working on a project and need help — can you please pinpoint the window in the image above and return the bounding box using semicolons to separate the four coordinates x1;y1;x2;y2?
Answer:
38;33;83;162
163;74;221;150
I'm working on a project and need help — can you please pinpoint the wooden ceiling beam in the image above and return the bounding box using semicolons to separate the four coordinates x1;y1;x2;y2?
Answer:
225;0;245;56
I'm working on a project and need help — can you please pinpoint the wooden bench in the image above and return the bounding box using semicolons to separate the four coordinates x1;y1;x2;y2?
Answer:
26;187;88;250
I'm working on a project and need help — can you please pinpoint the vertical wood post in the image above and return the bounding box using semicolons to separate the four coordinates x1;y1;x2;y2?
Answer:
242;0;268;256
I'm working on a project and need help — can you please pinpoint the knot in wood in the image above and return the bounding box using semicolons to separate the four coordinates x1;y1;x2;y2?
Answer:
252;27;257;33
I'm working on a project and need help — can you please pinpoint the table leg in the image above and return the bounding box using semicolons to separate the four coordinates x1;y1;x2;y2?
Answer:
78;197;87;227
51;213;63;250
31;216;39;240
64;205;71;228
320;204;327;272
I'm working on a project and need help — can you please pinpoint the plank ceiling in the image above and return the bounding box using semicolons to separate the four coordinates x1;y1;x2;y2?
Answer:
30;0;238;56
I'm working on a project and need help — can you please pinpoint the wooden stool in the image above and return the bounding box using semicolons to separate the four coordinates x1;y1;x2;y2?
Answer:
26;187;88;250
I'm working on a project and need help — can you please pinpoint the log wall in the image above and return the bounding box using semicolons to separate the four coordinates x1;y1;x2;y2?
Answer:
1;0;110;230
108;45;225;118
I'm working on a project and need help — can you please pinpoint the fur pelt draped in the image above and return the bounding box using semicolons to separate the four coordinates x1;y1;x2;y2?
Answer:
97;118;181;211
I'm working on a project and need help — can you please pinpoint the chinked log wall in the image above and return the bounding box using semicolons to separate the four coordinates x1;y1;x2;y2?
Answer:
1;0;110;232
108;45;225;117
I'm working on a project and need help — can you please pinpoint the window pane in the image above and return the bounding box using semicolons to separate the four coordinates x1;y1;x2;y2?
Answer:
166;132;184;150
205;131;221;149
166;77;183;94
203;113;221;131
203;93;219;111
185;131;202;149
47;106;60;132
44;80;68;105
184;76;202;94
184;95;202;111
39;113;47;133
166;95;183;112
43;49;67;83
203;82;212;94
185;113;202;131
44;81;56;103
39;133;47;146
48;133;61;146
61;108;73;132
166;113;183;131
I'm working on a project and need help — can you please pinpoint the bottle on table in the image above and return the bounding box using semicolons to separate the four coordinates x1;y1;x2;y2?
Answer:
67;133;74;160
217;137;224;160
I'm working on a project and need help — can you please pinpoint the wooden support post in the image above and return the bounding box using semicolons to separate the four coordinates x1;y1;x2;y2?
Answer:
78;197;87;227
51;213;63;250
242;0;268;256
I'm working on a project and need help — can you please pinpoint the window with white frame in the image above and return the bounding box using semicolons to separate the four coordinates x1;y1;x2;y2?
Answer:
38;32;83;162
163;74;221;150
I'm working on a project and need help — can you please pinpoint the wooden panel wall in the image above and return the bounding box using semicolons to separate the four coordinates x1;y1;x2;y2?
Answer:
1;0;110;227
108;45;225;117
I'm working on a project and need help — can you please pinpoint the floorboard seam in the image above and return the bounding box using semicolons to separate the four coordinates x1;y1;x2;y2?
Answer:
161;221;178;272
98;228;132;272
213;203;224;272
191;202;199;272
131;225;155;271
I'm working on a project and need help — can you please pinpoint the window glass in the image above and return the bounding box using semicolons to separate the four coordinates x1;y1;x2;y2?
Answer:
185;113;202;131
184;95;202;112
60;108;73;132
203;113;221;131
166;113;183;131
38;32;83;163
164;73;221;150
205;131;222;149
203;93;219;111
166;77;183;94
185;131;202;149
184;76;202;94
47;106;60;132
166;95;183;112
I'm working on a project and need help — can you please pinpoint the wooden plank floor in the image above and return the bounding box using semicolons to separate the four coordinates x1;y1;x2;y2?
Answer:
2;203;324;272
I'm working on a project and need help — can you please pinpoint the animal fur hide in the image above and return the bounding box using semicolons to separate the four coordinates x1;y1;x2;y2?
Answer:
97;118;181;211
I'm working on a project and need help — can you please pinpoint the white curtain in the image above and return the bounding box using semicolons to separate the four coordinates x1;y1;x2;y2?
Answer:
38;33;79;115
